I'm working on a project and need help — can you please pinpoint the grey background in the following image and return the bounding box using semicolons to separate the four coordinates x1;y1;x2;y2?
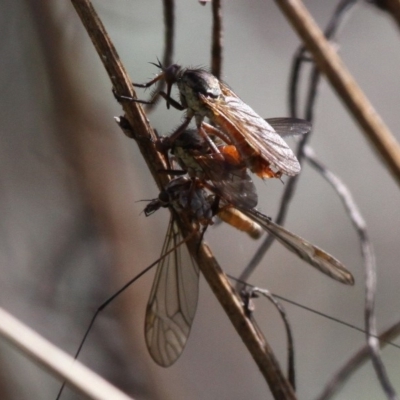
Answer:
1;1;399;399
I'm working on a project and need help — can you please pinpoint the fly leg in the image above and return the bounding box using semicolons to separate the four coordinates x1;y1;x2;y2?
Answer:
202;122;233;145
158;91;186;111
194;118;222;155
158;112;195;154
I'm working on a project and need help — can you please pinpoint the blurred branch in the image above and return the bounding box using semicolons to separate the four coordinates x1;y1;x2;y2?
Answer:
211;0;223;78
303;146;394;399
369;0;400;29
315;320;400;400
275;0;400;188
240;0;358;285
70;0;296;398
145;0;175;112
0;307;134;400
275;0;397;398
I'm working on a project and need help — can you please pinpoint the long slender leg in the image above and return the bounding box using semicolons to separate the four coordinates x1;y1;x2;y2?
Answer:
197;123;221;154
202;122;233;145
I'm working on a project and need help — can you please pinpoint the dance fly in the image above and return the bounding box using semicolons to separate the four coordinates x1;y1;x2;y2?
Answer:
143;174;354;367
133;63;311;179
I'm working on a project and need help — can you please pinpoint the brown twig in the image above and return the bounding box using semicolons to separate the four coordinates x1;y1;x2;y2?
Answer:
370;0;400;30
211;0;223;78
70;0;296;398
145;0;175;112
0;307;134;400
244;286;296;390
275;0;400;188
239;0;358;286
275;1;398;397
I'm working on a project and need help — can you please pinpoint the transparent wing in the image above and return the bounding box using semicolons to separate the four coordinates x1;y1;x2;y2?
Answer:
220;96;301;175
145;215;200;367
240;208;354;285
204;84;301;176
266;118;311;138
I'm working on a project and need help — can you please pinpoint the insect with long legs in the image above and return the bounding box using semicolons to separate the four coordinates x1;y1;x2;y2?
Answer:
166;117;311;209
143;175;219;367
144;169;354;368
131;62;307;179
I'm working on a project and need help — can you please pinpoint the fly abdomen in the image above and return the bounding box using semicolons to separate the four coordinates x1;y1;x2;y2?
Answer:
218;207;263;239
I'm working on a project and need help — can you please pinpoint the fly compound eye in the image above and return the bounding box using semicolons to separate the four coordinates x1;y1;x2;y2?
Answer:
164;64;181;85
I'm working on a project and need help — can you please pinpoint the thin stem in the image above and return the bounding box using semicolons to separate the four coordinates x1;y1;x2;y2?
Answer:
69;0;296;398
275;0;400;188
211;0;223;78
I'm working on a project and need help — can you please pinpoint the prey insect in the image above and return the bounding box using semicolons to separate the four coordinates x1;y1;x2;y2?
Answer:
166;116;311;210
143;176;215;367
166;129;354;285
144;172;354;367
132;62;311;179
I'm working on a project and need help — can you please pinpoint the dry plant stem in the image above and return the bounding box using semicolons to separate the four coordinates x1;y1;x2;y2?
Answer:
371;0;400;29
267;3;396;395
276;0;400;188
250;288;296;390
70;0;167;190
0;307;134;400
304;146;396;400
71;0;295;398
145;0;175;112
211;0;223;78
238;0;357;287
315;320;400;400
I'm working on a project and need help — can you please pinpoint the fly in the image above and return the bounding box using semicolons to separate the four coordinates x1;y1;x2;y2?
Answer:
142;174;268;367
143;176;214;367
133;62;311;179
144;174;354;367
169;128;259;210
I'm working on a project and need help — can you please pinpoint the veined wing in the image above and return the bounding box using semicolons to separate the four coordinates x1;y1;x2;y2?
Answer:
220;96;300;175
201;91;301;176
239;208;354;285
266;118;311;138
220;82;311;142
145;215;200;367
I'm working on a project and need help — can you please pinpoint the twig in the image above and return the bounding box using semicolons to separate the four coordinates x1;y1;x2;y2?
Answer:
276;2;397;397
315;320;400;400
244;287;296;390
211;0;223;78
0;307;134;400
145;0;175;112
275;0;400;188
369;0;400;30
239;0;358;286
70;0;296;398
303;146;396;399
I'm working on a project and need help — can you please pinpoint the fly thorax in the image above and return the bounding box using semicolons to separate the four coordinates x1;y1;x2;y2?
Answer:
177;69;222;115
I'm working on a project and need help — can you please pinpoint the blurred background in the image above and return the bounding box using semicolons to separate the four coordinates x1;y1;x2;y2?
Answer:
1;0;400;399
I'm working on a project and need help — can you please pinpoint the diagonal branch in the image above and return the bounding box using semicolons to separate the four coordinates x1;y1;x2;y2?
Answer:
0;307;134;400
211;0;223;78
315;320;400;400
275;0;400;188
69;0;296;398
